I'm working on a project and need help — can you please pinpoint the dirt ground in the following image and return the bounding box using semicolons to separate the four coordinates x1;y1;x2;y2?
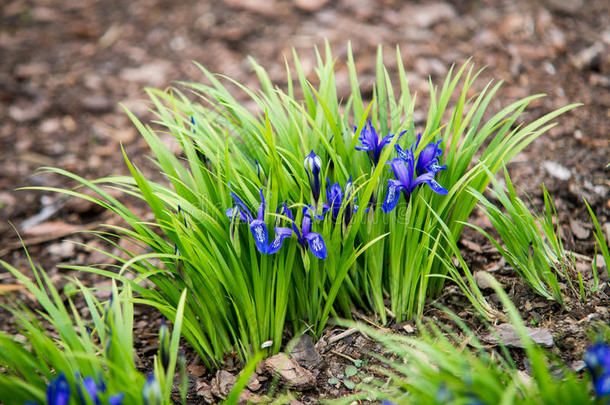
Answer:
1;0;609;403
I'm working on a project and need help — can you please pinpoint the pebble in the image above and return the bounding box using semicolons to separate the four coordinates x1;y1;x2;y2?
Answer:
400;2;457;28
474;271;494;290
120;60;172;87
569;218;590;240
542;161;571;181
48;240;76;259
546;0;584;14
81;94;113;112
294;0;330;12
571;42;603;71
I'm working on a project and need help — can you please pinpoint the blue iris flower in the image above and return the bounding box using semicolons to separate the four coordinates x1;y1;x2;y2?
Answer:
304;150;322;204
322;176;357;225
397;133;447;176
46;373;70;405
381;154;448;213
279;204;327;259
354;119;405;166
585;342;610;397
226;189;291;255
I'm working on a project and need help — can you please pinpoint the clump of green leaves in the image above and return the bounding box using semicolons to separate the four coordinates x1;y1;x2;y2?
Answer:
0;253;185;405
30;43;578;367
467;168;577;304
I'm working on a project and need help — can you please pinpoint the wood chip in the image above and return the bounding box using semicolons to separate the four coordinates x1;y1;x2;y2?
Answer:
0;284;25;294
210;370;236;399
461;239;483;253
290;334;323;370
483;323;554;348
264;353;315;391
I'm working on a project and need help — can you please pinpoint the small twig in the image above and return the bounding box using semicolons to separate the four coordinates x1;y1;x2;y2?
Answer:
0;221;105;258
330;350;358;363
328;327;359;344
566;250;592;262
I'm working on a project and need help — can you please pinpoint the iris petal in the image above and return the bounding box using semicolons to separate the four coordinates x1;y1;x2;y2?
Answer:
229;192;253;222
226;207;248;222
108;393;125;405
381;179;404;213
47;373;70;405
83;377;100;405
594;372;610;396
427;179;449;195
388;158;411;187
249;220;269;254
395;144;413;164
257;189;266;221
410;172;435;190
416;139;443;175
305;232;327;259
267;227;293;254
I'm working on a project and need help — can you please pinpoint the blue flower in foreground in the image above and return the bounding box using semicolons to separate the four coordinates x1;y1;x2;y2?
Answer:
159;318;170;372
82;376;104;405
226;189;291;255
142;374;161;405
381;401;396;405
381;156;448;213
46;373;70;405
304;150;322;204
29;373;124;405
322;176;357;225
280;204;327;259
108;393;125;405
355;120;405;166
585;342;610;397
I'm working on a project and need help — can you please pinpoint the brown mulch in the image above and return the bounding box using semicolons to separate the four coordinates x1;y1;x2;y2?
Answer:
1;0;609;403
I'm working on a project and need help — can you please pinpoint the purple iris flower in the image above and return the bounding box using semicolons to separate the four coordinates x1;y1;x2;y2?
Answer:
304;150;322;203
46;373;70;405
381;155;448;213
322;176;357;225
585;342;610;397
226;189;291;255
354;119;405;166
279;204;327;259
398;133;447;175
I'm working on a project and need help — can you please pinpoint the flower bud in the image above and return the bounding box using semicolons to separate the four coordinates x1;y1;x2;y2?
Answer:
304;150;322;203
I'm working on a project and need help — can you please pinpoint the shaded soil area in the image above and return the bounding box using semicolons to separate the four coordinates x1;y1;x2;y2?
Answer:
1;0;609;403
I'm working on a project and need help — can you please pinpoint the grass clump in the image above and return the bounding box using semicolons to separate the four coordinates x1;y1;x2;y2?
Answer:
0;252;185;405
467;168;576;304
29;42;579;367
336;276;608;405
